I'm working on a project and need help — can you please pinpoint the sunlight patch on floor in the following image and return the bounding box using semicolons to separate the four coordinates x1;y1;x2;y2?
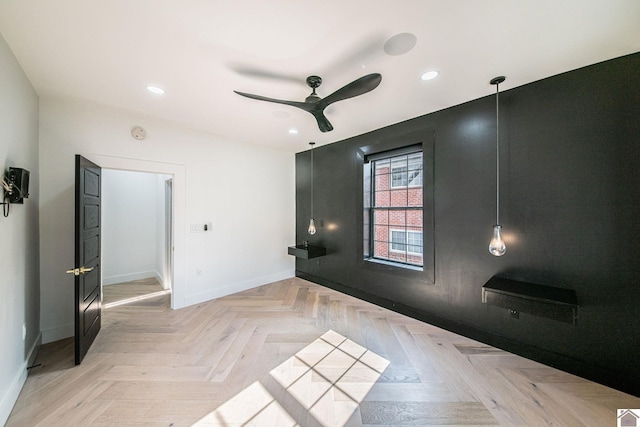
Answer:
193;330;389;426
194;381;297;426
103;289;171;309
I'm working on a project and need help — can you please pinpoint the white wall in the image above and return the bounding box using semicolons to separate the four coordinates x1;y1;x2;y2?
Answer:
38;96;295;342
0;34;40;425
102;169;169;285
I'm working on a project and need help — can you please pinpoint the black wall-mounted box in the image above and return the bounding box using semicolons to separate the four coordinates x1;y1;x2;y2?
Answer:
288;244;326;259
482;276;578;325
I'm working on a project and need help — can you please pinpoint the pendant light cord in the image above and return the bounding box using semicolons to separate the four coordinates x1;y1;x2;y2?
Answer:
495;81;500;226
310;142;314;219
488;76;506;256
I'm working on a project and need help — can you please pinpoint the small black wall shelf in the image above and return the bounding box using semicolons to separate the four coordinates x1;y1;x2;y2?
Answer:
288;244;326;259
482;276;578;325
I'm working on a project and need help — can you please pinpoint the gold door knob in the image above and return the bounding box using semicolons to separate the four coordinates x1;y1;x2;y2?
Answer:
66;266;94;276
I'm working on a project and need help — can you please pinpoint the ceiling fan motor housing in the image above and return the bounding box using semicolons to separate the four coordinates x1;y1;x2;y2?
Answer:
305;76;322;102
306;75;322;88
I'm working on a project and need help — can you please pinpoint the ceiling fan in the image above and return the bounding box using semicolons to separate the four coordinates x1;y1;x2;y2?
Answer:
234;73;382;132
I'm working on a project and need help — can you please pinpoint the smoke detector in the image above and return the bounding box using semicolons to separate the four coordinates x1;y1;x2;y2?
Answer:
131;126;147;140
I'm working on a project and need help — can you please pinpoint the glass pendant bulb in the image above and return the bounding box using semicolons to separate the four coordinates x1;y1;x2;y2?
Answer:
308;218;316;235
489;225;506;256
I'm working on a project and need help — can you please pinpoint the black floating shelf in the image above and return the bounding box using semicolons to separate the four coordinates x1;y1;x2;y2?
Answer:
288;244;326;259
482;276;578;325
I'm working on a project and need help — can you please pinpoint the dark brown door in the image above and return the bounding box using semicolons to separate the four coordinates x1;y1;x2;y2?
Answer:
73;155;102;364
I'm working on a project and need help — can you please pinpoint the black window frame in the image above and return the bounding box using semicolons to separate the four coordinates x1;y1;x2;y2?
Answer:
358;132;435;284
365;145;424;269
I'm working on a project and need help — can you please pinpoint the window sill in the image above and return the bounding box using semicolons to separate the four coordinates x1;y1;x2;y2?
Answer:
364;257;423;272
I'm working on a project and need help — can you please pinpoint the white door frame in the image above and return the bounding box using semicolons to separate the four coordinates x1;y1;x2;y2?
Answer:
164;178;173;291
85;154;186;310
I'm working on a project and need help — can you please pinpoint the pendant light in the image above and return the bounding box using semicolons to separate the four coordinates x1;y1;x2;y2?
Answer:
308;142;316;235
489;76;506;256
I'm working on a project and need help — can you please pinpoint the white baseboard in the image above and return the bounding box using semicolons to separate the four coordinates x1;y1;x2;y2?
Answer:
0;332;41;426
155;270;169;289
102;270;157;286
42;322;73;344
184;270;295;307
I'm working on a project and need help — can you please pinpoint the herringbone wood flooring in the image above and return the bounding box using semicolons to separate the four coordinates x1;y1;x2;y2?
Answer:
102;277;167;307
7;277;640;426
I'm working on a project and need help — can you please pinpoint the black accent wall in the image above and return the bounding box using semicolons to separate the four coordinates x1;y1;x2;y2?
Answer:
294;52;640;396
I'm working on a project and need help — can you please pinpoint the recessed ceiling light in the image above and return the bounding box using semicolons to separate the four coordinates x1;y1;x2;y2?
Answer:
288;129;299;134
420;71;439;81
146;85;165;95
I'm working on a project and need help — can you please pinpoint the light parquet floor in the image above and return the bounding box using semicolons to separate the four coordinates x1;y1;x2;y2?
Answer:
102;277;167;307
8;277;640;426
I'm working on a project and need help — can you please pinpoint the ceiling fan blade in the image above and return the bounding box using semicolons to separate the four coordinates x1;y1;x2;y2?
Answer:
235;90;329;130
234;73;380;133
234;90;308;109
310;110;334;133
320;73;382;107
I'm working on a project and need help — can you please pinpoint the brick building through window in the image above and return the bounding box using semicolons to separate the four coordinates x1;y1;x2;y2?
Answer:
364;147;423;268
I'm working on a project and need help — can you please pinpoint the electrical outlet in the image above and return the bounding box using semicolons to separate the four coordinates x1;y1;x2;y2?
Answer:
22;324;26;340
196;268;203;277
509;309;519;319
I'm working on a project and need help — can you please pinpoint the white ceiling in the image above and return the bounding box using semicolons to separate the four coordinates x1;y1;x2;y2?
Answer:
1;1;639;152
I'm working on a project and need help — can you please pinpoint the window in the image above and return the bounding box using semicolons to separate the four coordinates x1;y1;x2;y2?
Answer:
364;147;423;268
391;154;423;188
390;230;423;255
